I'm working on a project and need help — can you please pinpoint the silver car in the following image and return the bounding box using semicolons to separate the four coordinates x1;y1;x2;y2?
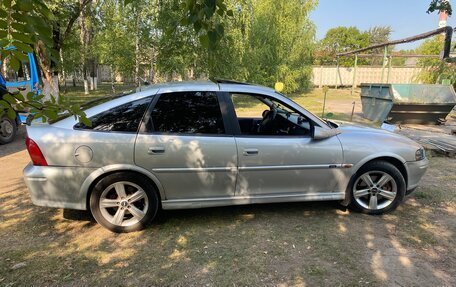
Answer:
24;80;429;232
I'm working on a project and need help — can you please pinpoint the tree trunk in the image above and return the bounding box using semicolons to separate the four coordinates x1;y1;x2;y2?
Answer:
89;59;94;91
79;0;90;95
36;43;59;101
110;65;116;93
2;60;8;80
42;76;59;100
134;7;140;86
149;46;155;83
59;47;68;93
72;71;76;87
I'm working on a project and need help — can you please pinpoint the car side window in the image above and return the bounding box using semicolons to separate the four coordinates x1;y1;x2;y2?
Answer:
150;91;225;134
230;93;311;136
74;97;151;132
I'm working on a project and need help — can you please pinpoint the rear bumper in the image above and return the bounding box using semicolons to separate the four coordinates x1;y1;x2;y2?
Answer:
405;158;429;191
23;163;96;210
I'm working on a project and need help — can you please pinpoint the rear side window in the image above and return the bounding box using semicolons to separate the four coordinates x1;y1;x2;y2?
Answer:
151;92;225;134
74;97;151;132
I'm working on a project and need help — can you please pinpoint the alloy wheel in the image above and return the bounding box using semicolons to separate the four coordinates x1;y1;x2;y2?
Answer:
99;181;149;227
353;171;397;210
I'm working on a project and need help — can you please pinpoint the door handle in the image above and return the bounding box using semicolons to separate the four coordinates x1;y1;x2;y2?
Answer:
148;147;165;154
243;148;259;156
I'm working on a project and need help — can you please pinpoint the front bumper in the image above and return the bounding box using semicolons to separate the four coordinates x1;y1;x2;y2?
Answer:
23;163;96;210
405;158;429;191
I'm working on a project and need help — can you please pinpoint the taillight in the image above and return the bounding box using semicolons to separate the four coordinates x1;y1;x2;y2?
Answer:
25;137;48;166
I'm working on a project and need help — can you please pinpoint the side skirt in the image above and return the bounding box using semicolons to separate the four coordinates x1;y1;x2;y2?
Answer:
161;192;345;210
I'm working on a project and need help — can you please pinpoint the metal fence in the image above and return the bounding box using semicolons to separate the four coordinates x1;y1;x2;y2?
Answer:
312;66;422;88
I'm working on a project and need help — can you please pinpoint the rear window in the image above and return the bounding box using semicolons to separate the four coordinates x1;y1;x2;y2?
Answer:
74;97;151;132
49;92;134;124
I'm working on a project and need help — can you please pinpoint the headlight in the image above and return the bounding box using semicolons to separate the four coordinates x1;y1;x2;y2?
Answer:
415;148;425;161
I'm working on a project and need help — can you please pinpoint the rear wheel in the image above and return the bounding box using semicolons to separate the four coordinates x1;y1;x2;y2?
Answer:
0;114;17;144
349;161;405;214
90;172;159;233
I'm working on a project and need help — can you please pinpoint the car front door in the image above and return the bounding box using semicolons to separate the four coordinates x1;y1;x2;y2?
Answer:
134;91;237;200
226;92;345;197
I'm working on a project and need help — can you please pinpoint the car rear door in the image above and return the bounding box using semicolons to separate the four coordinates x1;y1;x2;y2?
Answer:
134;91;238;200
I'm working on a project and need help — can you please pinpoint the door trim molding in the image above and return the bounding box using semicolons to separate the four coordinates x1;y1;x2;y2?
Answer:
238;164;346;171
152;167;237;173
152;164;353;173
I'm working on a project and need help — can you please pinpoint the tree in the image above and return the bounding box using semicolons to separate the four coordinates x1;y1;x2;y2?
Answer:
366;26;392;65
2;0;318;124
93;0;133;91
427;0;452;16
317;26;369;66
0;0;89;124
42;0;92;98
415;36;456;88
179;0;234;50
243;0;317;92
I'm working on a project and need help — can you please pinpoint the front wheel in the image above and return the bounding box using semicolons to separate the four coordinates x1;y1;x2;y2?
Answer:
349;161;406;214
90;172;159;233
0;114;17;144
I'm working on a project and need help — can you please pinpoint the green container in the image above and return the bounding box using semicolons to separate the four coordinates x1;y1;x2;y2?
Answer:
360;83;456;124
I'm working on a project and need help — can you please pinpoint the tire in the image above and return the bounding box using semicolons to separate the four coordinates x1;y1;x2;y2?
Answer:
0;114;17;145
90;172;159;233
349;161;405;215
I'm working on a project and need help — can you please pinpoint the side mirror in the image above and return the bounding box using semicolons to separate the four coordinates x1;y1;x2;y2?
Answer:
313;126;340;140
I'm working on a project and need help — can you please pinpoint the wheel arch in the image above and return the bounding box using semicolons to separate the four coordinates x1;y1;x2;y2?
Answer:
81;164;165;210
358;156;408;186
341;154;409;206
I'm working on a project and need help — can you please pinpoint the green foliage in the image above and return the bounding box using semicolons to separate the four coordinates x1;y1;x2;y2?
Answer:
0;0;53;69
1;90;90;124
427;0;452;16
93;0;137;78
415;36;456;88
153;0;317;93
180;0;234;49
0;0;90;123
243;0;317;92
47;0;89;74
317;26;370;66
367;26;392;65
315;25;395;67
155;0;202;78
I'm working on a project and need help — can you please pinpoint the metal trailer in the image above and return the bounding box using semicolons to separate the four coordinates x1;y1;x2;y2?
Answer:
360;83;456;124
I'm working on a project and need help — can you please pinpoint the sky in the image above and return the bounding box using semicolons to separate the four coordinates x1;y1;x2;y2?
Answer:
310;0;455;49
